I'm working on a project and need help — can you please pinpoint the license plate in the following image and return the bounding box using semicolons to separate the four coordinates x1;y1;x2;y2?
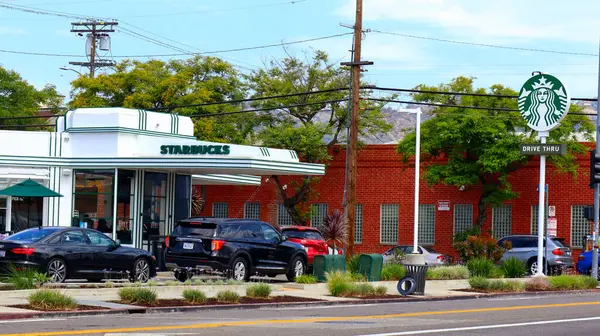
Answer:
183;243;194;250
0;250;5;257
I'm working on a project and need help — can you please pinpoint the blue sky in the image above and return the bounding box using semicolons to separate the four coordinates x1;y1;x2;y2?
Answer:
1;0;600;101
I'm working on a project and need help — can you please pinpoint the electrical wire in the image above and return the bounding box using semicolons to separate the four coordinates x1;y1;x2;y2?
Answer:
186;99;349;118
0;1;108;20
372;30;599;57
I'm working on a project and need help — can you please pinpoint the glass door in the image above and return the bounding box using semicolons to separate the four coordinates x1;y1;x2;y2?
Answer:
116;170;136;245
0;197;7;238
142;172;167;251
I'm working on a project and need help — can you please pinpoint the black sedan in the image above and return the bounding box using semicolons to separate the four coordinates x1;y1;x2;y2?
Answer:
0;227;156;283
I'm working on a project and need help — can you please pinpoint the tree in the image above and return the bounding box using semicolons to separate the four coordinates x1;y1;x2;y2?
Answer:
397;76;593;230
247;50;392;225
0;66;62;128
68;56;255;143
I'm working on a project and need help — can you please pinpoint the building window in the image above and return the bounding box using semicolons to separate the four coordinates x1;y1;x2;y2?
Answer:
380;204;399;244
419;204;435;245
355;204;363;244
0;197;7;232
311;203;328;229
116;170;135;245
492;205;512;239
212;202;228;218
174;175;191;224
244;202;260;220
571;205;589;248
454;204;473;234
277;204;293;226
73;169;115;235
531;205;539;235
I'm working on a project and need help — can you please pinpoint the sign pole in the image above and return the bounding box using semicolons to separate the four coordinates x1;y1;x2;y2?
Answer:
413;108;421;254
544;184;548;275
592;39;600;280
536;132;548;277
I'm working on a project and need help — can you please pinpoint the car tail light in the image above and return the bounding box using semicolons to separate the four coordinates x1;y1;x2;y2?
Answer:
437;255;445;261
165;236;170;248
211;240;225;251
579;255;585;261
12;247;35;255
552;248;565;256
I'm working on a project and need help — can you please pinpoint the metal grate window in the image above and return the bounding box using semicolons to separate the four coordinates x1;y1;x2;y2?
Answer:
453;204;473;234
418;204;435;245
244;202;260;220
212;202;228;218
380;204;399;244
355;204;363;244
531;205;539;235
571;205;590;248
310;203;328;229
492;205;512;239
277;204;293;226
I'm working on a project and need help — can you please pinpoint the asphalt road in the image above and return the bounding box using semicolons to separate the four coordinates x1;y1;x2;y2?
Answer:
3;293;600;336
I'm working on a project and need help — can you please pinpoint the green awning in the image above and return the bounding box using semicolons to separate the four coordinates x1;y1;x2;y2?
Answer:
0;179;63;198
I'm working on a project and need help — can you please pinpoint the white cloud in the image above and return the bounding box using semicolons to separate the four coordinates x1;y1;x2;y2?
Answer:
0;26;26;35
336;0;600;44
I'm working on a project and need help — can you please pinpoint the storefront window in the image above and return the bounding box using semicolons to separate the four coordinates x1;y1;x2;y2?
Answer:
72;170;114;237
0;197;7;232
116;170;135;245
143;172;167;250
174;175;191;225
11;197;43;232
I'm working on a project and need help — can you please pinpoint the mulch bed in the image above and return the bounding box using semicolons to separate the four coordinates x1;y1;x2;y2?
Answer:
340;295;405;299
457;288;600;293
9;304;110;311
113;296;323;307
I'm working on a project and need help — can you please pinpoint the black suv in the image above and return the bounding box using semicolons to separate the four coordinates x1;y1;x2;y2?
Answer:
164;218;308;282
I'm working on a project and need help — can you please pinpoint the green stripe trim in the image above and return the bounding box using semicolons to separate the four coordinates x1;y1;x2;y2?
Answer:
64;127;195;139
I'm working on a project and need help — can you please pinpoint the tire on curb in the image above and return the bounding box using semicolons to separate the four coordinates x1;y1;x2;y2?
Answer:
397;276;417;296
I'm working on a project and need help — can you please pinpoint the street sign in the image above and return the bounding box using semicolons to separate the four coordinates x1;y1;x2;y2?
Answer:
518;74;571;132
548;205;556;217
437;200;450;211
520;144;566;155
547;217;557;236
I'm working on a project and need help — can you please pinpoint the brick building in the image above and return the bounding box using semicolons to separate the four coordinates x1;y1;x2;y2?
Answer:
195;144;594;259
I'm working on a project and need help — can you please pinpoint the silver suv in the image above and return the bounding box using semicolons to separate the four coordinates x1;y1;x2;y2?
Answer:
497;235;573;275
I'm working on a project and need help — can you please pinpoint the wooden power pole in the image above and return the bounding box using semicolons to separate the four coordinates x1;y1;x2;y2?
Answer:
341;0;372;258
69;20;118;78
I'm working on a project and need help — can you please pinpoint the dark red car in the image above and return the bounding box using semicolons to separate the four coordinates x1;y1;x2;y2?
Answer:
280;226;339;266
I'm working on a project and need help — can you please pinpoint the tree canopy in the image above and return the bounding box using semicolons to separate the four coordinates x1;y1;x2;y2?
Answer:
0;66;62;128
397;76;593;230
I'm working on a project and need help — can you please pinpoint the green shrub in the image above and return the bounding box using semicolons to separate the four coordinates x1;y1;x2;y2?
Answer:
216;290;240;303
351;283;375;296
453;227;481;243
28;290;77;311
501;257;527;278
468;277;524;292
118;288;157;305
246;284;272;298
426;266;469;280
295;275;317;284
468;276;490;290
347;255;360;274
326;271;352;297
549;275;598;290
381;264;405;281
375;286;388;296
454;234;511;263
182;289;207;304
349;272;368;282
147;280;159;287
525;277;551;291
4;266;49;290
467;258;495;278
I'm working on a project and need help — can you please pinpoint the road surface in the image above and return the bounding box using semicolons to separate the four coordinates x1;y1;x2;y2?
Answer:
2;292;600;336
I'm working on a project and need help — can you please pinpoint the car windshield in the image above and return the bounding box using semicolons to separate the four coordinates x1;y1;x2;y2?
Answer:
282;229;324;240
172;222;217;237
7;228;58;242
552;238;570;248
421;246;438;253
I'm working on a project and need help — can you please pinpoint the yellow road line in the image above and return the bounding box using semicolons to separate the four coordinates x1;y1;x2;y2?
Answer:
4;301;600;336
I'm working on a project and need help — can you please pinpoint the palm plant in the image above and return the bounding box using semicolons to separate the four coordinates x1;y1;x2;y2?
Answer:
322;209;346;250
191;188;205;216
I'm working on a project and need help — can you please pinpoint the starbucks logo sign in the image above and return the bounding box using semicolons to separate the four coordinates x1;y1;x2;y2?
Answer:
518;74;570;132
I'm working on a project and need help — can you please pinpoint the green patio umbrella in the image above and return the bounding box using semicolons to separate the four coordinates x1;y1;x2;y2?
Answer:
0;179;63;230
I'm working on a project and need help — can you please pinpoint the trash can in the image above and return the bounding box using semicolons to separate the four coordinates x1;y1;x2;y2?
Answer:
150;235;167;272
357;254;383;282
403;264;429;295
313;255;346;282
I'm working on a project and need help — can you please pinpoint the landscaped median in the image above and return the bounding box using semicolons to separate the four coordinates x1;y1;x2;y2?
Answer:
468;275;599;293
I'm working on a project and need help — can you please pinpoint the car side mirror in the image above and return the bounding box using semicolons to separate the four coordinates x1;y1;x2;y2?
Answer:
112;240;121;249
281;235;288;242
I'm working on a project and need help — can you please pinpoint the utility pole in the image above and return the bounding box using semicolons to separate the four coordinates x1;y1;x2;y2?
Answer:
593;39;600;280
69;20;118;78
341;0;372;258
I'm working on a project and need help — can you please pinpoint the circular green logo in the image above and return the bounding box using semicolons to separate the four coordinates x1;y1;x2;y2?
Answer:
518;74;570;132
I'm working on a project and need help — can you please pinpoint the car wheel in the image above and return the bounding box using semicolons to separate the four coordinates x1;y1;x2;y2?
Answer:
230;257;250;282
528;259;547;275
132;258;151;283
287;256;305;282
47;258;67;283
175;271;190;283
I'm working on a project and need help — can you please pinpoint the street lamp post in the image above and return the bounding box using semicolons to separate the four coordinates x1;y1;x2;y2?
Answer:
59;67;82;76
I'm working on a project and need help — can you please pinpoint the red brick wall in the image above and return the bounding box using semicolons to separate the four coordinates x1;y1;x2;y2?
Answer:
196;144;594;260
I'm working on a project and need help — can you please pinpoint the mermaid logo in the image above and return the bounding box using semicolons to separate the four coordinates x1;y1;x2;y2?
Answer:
518;74;570;132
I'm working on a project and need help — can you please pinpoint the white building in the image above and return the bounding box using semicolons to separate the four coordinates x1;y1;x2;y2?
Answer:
0;108;324;250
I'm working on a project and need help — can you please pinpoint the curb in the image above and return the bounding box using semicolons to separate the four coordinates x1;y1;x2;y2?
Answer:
3;289;598;319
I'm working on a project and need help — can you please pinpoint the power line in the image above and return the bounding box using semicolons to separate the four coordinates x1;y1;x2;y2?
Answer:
0;1;108;20
373;30;599;57
187;99;349;118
